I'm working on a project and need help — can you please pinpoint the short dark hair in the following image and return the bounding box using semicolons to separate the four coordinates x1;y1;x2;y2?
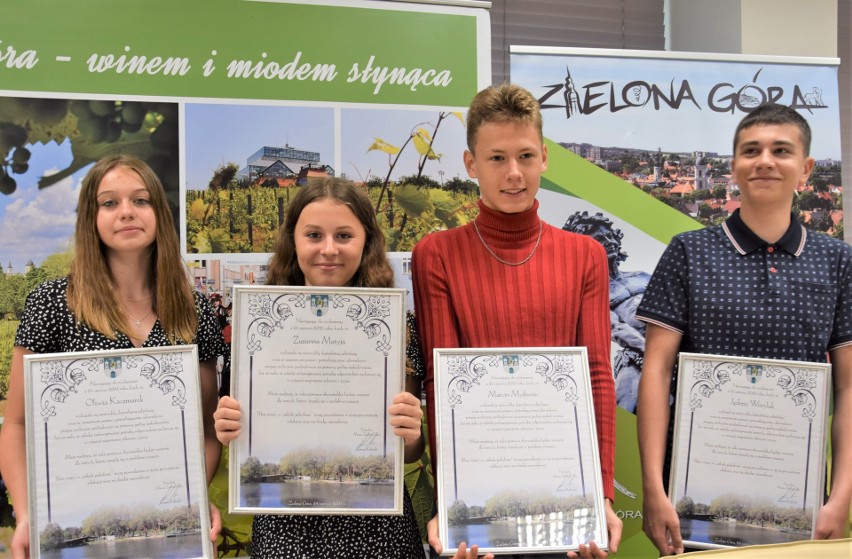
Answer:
733;104;812;156
466;83;543;152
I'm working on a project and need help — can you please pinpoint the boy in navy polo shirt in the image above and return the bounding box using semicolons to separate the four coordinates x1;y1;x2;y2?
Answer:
635;104;852;555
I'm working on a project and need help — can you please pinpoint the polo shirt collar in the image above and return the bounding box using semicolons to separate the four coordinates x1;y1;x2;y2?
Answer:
722;208;806;256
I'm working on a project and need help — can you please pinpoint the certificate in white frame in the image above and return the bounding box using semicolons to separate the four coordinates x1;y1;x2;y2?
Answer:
229;285;406;515
24;346;212;559
670;352;831;550
434;347;607;556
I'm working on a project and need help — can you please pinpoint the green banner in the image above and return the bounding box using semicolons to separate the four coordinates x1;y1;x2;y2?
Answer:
1;0;479;105
0;1;490;555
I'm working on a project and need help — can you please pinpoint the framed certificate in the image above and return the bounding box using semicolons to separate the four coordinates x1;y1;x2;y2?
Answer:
670;352;832;550
434;347;608;556
24;346;213;559
229;285;406;515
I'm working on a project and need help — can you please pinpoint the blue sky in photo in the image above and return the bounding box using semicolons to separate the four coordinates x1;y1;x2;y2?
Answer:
0;103;474;272
183;103;472;190
184;104;335;190
340;108;469;185
0;139;87;274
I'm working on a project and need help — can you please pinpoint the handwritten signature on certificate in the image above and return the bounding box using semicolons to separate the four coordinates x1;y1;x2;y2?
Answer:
354;428;379;452
157;480;183;505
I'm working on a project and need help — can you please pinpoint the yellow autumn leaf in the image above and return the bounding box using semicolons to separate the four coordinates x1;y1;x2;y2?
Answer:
412;130;441;161
415;127;433;142
367;138;400;155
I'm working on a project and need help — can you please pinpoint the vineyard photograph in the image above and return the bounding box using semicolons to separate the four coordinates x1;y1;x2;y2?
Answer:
184;104;479;254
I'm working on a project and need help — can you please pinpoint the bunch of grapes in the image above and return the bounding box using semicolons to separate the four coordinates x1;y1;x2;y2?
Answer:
0;97;180;215
69;100;177;180
70;99;152;144
67;99;179;214
0;123;30;195
0;98;68;195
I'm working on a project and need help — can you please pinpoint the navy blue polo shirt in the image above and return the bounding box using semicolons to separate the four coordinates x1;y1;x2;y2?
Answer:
636;209;852;362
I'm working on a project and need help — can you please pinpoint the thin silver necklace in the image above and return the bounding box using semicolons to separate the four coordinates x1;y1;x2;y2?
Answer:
473;218;543;267
126;308;153;328
123;302;153;328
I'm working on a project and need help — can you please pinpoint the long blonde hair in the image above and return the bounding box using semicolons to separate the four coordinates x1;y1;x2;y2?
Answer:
67;154;197;343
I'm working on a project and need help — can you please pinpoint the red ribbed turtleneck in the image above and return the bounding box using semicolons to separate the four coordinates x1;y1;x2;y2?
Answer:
474;198;542;248
412;198;616;501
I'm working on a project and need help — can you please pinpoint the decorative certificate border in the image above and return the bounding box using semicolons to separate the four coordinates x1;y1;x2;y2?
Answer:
670;352;831;550
434;347;607;556
24;346;212;559
229;285;406;515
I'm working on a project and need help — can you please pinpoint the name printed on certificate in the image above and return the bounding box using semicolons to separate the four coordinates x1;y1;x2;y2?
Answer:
670;352;831;550
24;346;212;559
229;285;406;516
434;347;607;556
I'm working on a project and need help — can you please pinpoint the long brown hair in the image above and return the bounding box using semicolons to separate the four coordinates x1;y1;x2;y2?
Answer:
67;154;197;343
266;178;393;288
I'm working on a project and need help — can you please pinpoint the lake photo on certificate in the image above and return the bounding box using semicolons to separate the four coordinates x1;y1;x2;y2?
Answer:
676;495;812;547
669;353;831;548
680;518;810;547
37;503;204;559
239;454;394;509
447;492;597;549
38;533;202;559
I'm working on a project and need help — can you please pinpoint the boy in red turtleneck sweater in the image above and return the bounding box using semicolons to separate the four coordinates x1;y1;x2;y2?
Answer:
412;83;621;559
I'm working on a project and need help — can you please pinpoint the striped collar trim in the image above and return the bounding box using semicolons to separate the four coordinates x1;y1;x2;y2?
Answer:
721;209;805;256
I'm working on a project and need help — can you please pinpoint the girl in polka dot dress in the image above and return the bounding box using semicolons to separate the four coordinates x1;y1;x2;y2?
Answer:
213;178;430;559
0;155;226;559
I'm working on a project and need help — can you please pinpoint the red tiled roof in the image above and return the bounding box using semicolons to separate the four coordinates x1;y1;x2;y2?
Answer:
670;183;695;194
723;200;741;213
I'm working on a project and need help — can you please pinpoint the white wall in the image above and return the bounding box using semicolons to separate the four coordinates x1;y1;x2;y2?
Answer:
669;0;836;57
667;0;742;53
741;0;836;57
